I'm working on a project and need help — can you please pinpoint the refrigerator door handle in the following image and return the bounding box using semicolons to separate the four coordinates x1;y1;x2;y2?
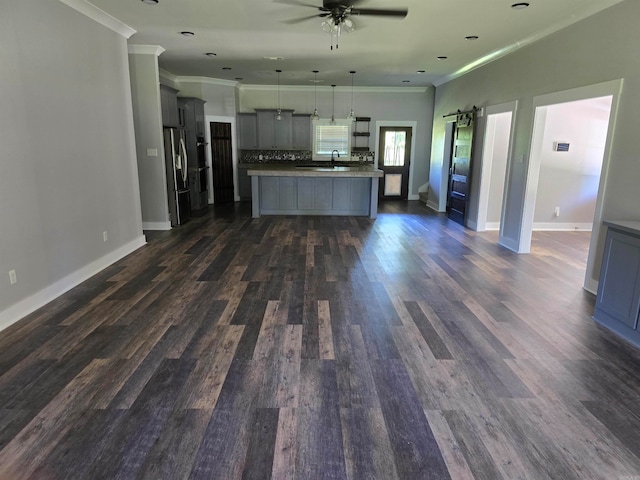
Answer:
179;136;189;184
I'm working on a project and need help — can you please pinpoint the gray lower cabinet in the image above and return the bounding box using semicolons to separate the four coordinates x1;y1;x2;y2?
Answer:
594;223;640;347
260;177;297;210
238;167;252;200
258;176;371;215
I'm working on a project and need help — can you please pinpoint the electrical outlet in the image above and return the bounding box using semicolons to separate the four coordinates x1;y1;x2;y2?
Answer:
103;231;108;242
554;207;560;217
9;270;17;285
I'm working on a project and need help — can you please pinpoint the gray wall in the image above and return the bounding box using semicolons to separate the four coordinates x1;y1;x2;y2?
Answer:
428;0;640;285
129;51;170;228
0;1;144;326
239;86;435;197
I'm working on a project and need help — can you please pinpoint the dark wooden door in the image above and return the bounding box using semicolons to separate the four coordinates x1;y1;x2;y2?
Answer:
378;127;412;199
210;122;234;203
447;112;476;225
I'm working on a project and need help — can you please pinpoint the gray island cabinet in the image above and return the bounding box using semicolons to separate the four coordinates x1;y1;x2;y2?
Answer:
593;220;640;347
247;165;383;219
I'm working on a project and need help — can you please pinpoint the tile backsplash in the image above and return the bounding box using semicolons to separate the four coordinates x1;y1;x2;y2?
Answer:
240;150;374;164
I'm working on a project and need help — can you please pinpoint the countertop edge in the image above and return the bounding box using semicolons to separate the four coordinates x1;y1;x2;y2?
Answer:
604;220;640;236
247;166;383;178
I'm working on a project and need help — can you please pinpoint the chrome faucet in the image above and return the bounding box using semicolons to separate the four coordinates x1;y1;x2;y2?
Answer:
331;150;340;163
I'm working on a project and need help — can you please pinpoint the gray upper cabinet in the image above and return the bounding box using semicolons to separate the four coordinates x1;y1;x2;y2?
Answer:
292;114;312;150
160;85;179;128
257;109;293;149
238;113;258;150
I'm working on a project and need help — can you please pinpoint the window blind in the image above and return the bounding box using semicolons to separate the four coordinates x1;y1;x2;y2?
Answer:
315;124;350;156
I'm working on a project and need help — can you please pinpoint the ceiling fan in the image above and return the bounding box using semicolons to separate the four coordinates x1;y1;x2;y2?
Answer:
277;0;408;50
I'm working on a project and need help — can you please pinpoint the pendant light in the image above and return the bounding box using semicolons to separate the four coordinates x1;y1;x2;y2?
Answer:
311;70;320;122
275;69;282;121
347;70;356;122
330;84;336;125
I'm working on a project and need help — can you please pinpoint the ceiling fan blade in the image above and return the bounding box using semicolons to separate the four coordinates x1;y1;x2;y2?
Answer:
282;13;327;24
351;8;408;18
274;0;324;9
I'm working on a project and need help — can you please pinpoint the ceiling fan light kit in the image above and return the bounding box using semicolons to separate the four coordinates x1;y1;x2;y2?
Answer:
281;0;408;50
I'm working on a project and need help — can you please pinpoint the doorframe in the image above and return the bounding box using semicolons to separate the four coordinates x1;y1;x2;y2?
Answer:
374;121;418;200
205;115;237;203
520;79;623;293
475;101;518;238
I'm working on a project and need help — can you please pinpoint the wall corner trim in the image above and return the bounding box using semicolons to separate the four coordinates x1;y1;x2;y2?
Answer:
58;0;136;38
128;45;166;56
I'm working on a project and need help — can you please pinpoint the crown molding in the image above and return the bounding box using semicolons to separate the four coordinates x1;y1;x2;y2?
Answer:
128;45;165;56
59;0;136;38
433;0;625;87
240;84;430;93
175;76;239;87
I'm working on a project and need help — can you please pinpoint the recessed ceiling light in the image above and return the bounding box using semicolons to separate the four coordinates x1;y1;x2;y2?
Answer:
511;2;530;9
417;70;426;73
205;52;217;57
235;77;243;81
465;35;479;40
402;80;410;83
141;0;158;4
437;56;448;60
222;67;232;70
180;31;195;37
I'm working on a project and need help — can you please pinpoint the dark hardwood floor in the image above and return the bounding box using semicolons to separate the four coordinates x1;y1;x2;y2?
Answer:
1;201;640;479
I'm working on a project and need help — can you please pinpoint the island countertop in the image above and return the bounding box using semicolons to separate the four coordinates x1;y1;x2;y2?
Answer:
246;163;383;178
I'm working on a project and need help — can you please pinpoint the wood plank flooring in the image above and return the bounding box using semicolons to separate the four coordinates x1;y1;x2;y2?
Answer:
2;201;640;479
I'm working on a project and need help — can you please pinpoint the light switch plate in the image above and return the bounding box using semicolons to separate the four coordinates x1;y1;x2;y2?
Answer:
147;148;158;157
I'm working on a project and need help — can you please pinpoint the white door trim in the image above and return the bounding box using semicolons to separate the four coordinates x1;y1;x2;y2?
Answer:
205;115;237;203
520;79;623;293
476;101;518;238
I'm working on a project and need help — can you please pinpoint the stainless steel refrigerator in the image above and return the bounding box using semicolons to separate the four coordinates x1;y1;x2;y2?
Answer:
163;128;191;226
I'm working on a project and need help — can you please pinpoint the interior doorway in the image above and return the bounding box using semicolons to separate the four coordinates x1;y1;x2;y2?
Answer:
520;79;623;293
210;122;234;204
476;102;517;234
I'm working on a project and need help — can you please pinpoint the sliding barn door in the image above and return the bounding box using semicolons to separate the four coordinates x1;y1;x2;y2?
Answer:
447;111;476;226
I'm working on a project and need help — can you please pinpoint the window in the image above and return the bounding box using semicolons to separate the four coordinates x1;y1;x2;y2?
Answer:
313;119;351;160
383;130;407;166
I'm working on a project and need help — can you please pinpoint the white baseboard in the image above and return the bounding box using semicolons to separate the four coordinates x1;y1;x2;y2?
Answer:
142;221;171;231
485;222;500;231
498;236;520;253
467;219;478;231
532;222;592;231
0;235;147;333
583;280;598;296
408;194;419;201
426;200;442;212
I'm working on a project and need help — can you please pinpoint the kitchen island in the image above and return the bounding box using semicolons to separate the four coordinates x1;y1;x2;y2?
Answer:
247;164;383;218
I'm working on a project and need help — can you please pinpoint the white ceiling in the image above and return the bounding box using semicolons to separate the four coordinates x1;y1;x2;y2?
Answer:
86;0;624;87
